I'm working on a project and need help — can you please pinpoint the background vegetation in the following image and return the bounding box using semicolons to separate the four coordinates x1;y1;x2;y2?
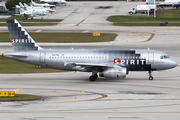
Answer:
6;0;31;10
107;9;180;26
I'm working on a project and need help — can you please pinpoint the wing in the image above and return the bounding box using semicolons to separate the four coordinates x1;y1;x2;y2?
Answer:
64;62;118;71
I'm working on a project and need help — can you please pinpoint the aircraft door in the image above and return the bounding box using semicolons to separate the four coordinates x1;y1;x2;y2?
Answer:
148;52;154;63
40;52;46;63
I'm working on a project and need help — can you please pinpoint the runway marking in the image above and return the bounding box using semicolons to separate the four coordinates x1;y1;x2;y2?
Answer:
13;88;22;92
82;30;89;33
145;33;155;42
36;30;41;33
48;91;84;95
4;74;10;76
76;9;98;26
0;51;5;54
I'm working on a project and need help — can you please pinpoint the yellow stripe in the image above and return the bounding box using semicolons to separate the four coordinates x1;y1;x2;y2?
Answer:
36;30;41;33
82;30;89;33
49;91;84;95
4;74;10;76
0;51;5;54
13;88;22;92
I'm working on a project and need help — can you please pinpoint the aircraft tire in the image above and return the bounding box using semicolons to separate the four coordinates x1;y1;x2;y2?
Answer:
89;76;96;82
94;74;98;80
149;76;153;80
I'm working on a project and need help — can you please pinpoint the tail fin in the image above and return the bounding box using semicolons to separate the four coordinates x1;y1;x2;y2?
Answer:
6;19;42;51
19;8;25;14
24;3;29;7
31;0;35;5
15;5;20;8
19;2;24;8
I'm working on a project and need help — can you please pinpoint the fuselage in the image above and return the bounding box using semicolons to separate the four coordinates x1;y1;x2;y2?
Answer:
3;49;177;73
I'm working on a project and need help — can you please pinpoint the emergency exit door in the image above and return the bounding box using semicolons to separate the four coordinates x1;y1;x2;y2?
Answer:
40;52;46;63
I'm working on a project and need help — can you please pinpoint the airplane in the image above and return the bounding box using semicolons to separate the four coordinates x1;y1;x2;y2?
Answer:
2;19;178;82
158;0;180;9
19;2;56;13
40;0;66;6
31;0;56;9
16;5;48;19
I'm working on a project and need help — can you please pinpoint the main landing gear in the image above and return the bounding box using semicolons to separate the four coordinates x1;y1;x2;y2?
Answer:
149;71;153;80
89;74;98;82
89;70;98;82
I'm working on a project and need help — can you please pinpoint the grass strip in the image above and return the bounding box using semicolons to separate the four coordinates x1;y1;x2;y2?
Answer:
0;55;64;73
0;15;62;22
0;23;59;26
107;9;180;26
0;94;42;101
0;33;117;43
113;22;180;26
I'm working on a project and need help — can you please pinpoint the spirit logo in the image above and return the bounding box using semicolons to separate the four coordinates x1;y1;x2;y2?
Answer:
114;58;146;65
11;38;32;43
11;38;15;43
114;58;120;64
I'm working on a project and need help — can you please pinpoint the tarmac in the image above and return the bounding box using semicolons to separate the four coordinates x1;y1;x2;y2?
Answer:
0;1;180;120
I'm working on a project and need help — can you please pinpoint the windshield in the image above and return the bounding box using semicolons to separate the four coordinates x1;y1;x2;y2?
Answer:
160;55;170;59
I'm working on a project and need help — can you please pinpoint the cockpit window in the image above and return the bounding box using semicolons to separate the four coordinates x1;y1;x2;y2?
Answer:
160;55;170;59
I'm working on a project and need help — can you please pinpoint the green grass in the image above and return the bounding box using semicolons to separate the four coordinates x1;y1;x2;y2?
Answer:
0;15;62;22
0;94;42;101
0;33;117;43
107;9;180;26
0;55;64;73
113;23;180;26
0;23;59;26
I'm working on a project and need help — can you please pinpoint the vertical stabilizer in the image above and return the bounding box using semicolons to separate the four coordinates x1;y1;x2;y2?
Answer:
6;19;42;51
19;2;25;8
19;7;25;14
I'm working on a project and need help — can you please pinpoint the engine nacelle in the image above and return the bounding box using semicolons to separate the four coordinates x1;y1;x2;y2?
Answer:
99;67;127;79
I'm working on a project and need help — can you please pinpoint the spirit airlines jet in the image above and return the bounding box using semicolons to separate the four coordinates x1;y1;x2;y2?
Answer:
3;19;177;81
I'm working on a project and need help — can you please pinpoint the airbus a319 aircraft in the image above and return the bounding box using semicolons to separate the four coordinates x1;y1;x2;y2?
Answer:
3;19;177;81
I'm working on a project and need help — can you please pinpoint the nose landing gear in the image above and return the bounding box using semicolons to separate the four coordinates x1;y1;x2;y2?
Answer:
149;71;153;80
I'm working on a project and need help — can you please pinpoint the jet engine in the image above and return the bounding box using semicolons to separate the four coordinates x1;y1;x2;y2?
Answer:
99;67;127;79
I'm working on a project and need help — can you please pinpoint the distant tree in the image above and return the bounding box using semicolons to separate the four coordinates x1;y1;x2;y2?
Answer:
6;0;31;10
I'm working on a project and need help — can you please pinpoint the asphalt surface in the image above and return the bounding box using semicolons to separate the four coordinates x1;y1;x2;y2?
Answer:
0;1;180;120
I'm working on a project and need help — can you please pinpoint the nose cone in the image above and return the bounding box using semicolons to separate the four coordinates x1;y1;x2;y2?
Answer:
169;59;178;69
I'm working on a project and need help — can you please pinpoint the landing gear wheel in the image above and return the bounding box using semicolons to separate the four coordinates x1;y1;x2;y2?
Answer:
94;74;98;80
149;76;153;80
148;71;153;81
89;76;95;82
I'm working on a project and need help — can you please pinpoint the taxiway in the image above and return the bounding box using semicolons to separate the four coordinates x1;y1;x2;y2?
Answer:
0;1;180;120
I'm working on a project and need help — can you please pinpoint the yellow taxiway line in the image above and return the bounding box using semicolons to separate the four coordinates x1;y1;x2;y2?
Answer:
0;51;5;54
36;30;41;33
82;30;89;33
13;88;22;92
